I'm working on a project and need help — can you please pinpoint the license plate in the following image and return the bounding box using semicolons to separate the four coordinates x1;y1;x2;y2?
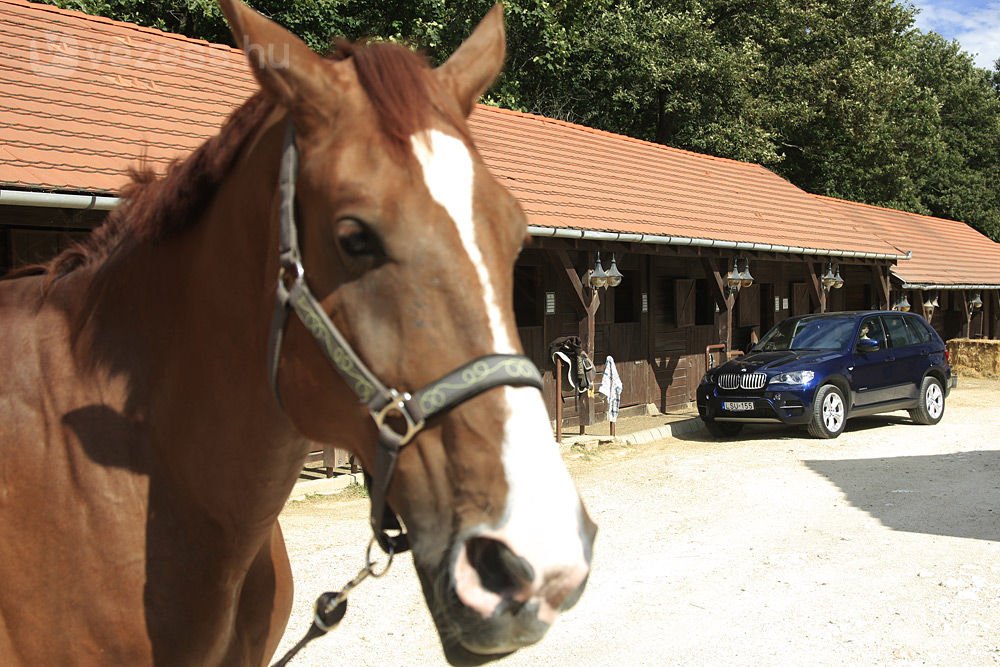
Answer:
722;401;754;412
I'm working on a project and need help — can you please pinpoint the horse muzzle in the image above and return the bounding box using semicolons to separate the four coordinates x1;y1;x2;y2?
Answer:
442;510;596;659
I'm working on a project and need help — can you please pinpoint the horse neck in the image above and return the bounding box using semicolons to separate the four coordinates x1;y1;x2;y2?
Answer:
84;115;309;535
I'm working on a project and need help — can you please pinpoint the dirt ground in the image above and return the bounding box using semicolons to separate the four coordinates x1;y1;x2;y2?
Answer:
276;378;1000;666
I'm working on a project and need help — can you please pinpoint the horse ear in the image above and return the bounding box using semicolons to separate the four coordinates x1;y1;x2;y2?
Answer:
435;4;506;116
218;0;330;110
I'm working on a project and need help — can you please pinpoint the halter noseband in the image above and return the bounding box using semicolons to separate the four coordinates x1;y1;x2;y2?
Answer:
267;123;544;554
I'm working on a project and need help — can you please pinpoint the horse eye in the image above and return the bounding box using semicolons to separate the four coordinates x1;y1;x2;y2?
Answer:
335;218;382;258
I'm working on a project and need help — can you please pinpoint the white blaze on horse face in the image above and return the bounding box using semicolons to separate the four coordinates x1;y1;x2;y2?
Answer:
411;130;590;623
410;130;514;353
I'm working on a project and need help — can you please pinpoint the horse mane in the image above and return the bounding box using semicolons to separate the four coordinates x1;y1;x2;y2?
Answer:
5;38;465;286
4;92;274;284
330;39;471;149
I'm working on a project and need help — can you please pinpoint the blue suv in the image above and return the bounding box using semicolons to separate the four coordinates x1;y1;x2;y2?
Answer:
697;311;952;439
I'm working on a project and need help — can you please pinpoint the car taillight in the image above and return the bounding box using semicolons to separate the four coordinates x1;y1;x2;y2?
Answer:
944;348;950;364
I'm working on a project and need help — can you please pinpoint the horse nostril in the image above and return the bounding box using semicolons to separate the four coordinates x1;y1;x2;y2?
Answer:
465;536;535;596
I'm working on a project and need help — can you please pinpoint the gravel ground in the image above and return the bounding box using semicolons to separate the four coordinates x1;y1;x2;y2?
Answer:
276;378;1000;667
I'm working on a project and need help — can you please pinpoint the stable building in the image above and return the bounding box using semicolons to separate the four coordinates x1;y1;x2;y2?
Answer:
819;195;1000;342
2;0;998;431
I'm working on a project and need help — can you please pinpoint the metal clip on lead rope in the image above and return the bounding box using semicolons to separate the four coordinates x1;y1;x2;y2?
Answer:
270;539;395;667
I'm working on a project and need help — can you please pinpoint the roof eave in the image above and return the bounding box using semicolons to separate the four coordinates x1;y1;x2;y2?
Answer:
897;282;1000;290
0;188;120;211
528;225;909;261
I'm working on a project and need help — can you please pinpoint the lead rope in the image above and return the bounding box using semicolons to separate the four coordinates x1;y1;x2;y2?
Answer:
270;538;395;667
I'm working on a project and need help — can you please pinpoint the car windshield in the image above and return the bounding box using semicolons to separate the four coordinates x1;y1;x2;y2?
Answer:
755;316;856;352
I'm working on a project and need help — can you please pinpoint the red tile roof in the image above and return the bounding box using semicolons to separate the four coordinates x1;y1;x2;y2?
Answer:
817;195;1000;288
4;0;998;277
0;0;253;193
468;106;902;258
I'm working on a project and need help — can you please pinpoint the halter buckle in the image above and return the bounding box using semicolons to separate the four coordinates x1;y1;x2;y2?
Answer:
372;389;425;445
278;250;304;283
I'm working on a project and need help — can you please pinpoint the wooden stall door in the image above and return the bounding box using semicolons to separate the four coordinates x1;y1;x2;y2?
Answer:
605;322;651;407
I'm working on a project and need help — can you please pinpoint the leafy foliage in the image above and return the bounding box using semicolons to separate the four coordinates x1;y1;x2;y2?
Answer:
36;0;1000;240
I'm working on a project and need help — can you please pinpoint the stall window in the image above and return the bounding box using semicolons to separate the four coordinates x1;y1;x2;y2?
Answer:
694;279;715;325
513;265;543;327
614;270;641;323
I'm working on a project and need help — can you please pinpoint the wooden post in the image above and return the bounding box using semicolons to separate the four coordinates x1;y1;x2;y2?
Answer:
872;265;891;310
555;356;563;443
807;262;827;313
993;290;1000;340
702;258;734;353
322;444;336;478
962;291;971;338
554;249;599;433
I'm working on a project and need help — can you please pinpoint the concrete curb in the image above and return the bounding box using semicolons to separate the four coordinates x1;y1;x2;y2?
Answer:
558;416;704;451
615;416;704;445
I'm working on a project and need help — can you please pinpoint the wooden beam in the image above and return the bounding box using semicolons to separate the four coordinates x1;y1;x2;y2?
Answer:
701;258;730;312
806;263;827;313
550;249;599;427
992;290;1000;339
552;249;590;315
871;265;890;310
961;290;971;338
702;258;734;352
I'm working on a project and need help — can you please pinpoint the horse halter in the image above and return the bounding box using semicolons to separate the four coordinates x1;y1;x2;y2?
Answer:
267;122;544;554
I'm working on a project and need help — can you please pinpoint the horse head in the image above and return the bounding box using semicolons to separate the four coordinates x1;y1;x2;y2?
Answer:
218;1;596;661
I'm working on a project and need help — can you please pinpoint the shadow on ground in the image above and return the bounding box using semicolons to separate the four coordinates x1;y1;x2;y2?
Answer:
673;413;929;443
805;450;1000;542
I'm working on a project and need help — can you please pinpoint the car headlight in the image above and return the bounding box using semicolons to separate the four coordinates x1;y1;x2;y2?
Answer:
701;372;715;385
769;370;815;386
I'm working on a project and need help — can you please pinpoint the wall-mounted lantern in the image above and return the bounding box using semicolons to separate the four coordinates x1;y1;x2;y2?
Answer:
739;258;754;288
606;253;623;287
921;291;939;322
969;291;983;313
584;252;623;290
725;258;742;294
821;261;844;290
726;257;754;296
587;253;608;289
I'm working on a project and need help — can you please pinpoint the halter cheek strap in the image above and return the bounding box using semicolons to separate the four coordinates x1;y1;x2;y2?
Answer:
268;122;544;553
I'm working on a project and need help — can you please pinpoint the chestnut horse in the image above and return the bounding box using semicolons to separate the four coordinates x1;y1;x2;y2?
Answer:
0;2;595;664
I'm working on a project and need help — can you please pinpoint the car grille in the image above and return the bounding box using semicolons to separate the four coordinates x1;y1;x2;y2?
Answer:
718;372;768;391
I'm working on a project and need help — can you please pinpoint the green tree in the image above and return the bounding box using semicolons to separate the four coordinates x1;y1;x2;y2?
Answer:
40;1;373;51
903;33;1000;240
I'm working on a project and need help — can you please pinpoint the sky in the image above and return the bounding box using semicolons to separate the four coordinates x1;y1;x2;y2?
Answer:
907;0;1000;69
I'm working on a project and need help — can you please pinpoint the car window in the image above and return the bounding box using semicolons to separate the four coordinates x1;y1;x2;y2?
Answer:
882;314;916;348
903;315;932;343
756;316;855;351
857;315;887;348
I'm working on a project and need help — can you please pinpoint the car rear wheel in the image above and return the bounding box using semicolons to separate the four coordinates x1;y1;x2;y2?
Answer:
909;377;945;425
807;384;846;439
703;419;744;438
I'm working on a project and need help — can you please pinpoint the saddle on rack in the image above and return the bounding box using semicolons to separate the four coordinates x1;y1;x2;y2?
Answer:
548;336;595;394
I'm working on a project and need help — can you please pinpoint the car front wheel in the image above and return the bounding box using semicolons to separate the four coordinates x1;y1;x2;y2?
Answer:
807;384;847;439
909;377;945;425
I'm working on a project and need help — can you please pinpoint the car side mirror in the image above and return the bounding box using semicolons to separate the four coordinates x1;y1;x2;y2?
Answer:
857;337;880;353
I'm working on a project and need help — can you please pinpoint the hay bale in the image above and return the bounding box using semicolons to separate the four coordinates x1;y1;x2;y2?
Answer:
947;338;1000;379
